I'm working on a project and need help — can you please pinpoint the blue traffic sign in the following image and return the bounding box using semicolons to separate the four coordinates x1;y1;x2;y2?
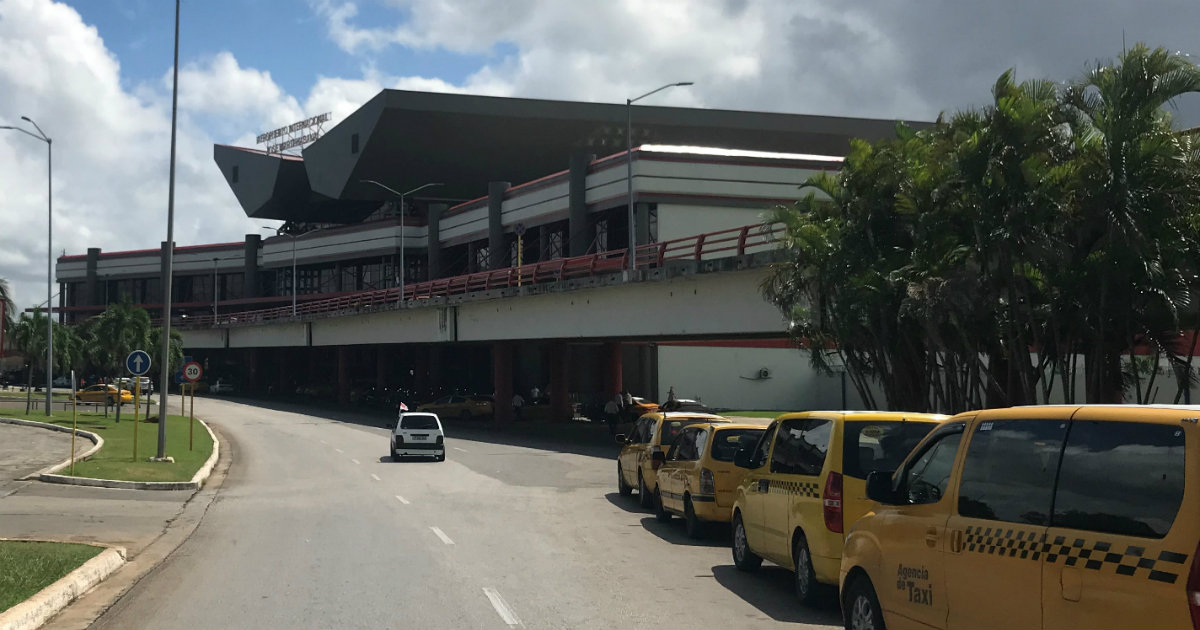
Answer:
126;350;152;376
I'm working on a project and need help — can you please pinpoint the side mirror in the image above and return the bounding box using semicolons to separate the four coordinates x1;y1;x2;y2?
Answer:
866;470;897;504
733;447;755;469
651;450;666;470
614;434;628;445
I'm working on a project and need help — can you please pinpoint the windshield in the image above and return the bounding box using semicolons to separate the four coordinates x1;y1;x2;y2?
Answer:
399;415;439;430
710;428;765;462
842;421;941;479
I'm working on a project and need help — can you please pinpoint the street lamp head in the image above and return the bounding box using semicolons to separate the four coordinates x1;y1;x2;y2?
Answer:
675;82;694;87
20;116;30;122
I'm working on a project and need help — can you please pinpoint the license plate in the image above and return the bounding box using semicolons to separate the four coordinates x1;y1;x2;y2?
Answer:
411;434;429;440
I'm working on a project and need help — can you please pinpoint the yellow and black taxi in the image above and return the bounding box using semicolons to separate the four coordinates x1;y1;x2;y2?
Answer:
653;421;769;537
841;404;1200;630
74;384;133;404
731;411;947;606
616;411;732;509
417;394;493;420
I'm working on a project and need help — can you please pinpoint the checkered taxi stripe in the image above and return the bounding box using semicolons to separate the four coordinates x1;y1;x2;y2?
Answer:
963;525;1189;584
763;479;821;498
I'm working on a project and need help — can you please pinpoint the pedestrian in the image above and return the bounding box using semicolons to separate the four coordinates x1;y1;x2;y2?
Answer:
664;386;679;411
604;397;620;435
623;390;634;422
530;385;541;403
512;391;525;421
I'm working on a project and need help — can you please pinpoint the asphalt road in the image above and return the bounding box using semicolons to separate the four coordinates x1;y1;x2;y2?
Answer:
0;422;70;497
90;396;841;630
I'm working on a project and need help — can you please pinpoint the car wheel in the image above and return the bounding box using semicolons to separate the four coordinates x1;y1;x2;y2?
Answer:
684;495;706;539
732;511;762;571
391;444;401;461
844;576;886;630
435;453;445;462
617;463;633;496
654;489;672;522
638;472;653;509
793;533;824;607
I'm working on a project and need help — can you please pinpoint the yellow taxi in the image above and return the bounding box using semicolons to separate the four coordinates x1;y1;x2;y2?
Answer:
417;394;493;420
653;421;769;537
731;411;947;606
841;404;1200;630
616;411;732;508
74;384;133;404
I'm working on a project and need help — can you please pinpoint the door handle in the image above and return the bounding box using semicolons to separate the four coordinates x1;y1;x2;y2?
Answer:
925;527;939;548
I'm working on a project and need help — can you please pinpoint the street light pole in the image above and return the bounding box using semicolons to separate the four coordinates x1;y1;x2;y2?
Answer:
211;257;218;318
2;117;53;415
291;235;297;316
625;82;692;270
359;180;443;307
156;0;181;459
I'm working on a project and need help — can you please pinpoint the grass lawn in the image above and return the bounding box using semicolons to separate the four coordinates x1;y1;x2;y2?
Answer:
0;408;213;482
0;541;103;613
721;410;786;419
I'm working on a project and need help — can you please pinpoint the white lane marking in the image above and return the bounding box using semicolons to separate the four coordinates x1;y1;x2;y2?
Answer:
395;495;410;505
371;473;381;481
320;440;327;445
430;526;455;545
351;458;360;465
483;587;521;627
453;447;467;452
335;448;344;454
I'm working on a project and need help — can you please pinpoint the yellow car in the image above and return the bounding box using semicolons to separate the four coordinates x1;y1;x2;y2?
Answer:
731;411;947;606
417;394;493;420
841;404;1200;630
74;384;133;404
653;421;769;537
616;411;732;508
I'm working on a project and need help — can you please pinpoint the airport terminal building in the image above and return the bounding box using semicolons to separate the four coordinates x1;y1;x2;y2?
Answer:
54;90;913;413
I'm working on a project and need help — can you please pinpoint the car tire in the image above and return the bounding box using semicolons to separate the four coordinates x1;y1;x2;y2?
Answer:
638;472;653;509
793;533;824;607
684;495;706;539
391;444;401;461
617;463;633;496
843;575;886;630
732;511;762;572
435;453;445;462
654;490;672;522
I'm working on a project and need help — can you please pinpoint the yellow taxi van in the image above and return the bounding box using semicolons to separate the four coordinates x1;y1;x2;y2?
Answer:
841;405;1200;630
731;411;947;606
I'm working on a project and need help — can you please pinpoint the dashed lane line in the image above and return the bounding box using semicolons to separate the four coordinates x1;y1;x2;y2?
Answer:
453;447;468;452
483;587;521;627
430;526;455;545
351;458;360;465
371;473;381;481
335;448;344;454
395;495;410;504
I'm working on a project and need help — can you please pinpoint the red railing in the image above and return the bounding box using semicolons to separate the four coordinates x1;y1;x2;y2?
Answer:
178;222;777;328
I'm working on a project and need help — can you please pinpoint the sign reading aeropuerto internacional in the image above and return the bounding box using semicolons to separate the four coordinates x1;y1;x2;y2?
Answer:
256;112;331;155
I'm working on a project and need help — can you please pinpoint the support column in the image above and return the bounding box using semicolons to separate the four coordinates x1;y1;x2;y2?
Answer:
549;343;570;422
244;234;261;298
85;247;100;306
337;346;350;404
602;341;623;401
488;182;510;271
428;203;447;279
635;202;652;246
493;342;514;423
568;152;594;257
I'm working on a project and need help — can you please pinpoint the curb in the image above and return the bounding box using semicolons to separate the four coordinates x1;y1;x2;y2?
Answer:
1;416;220;491
0;418;104;476
0;542;126;630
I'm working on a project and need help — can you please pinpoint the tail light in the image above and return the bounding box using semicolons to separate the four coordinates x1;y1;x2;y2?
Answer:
823;471;843;533
436;435;444;445
699;468;715;495
1187;540;1200;629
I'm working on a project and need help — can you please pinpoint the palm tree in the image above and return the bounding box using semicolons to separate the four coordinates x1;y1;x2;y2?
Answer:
90;300;151;421
0;276;13;356
10;310;48;413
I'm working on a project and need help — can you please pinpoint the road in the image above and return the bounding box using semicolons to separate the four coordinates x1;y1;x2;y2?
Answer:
89;396;840;629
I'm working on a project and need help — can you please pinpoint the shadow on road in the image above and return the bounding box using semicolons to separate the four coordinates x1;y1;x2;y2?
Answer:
639;516;729;548
711;564;843;625
604;491;651;514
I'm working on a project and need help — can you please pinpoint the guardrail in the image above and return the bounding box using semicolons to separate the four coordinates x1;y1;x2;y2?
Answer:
177;222;777;328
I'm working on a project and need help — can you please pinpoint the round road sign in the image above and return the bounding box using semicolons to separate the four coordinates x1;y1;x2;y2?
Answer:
514;222;526;236
182;361;203;383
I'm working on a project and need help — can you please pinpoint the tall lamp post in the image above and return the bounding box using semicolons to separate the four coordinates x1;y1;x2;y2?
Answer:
1;116;53;415
211;257;219;318
263;226;325;317
359;180;443;306
156;0;181;459
626;82;692;270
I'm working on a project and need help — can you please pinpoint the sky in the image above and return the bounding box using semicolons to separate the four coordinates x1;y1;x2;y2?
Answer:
2;0;1200;310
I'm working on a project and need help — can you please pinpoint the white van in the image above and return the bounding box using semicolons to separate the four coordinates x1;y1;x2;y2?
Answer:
391;412;445;461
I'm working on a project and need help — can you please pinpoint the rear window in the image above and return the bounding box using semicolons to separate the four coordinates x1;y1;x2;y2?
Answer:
710;428;765;462
843;420;941;480
400;415;439;430
659;419;710;444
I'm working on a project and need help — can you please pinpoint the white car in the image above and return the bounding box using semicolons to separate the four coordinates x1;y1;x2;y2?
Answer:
210;379;235;394
391;412;445;461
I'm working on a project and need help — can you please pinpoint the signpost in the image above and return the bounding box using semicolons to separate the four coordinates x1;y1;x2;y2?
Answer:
182;361;202;451
515;223;526;286
70;369;77;475
127;350;151;461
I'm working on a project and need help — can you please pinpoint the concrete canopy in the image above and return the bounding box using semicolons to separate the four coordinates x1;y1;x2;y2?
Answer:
216;89;922;223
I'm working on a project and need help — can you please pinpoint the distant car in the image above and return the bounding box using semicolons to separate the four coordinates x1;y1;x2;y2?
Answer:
391;412;445;461
629;396;660;418
117;376;153;395
417;394;493;420
52;376;71;388
210;379;235;394
74;384;132;404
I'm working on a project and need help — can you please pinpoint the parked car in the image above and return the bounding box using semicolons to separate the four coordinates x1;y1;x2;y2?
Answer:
653;421;769;538
731;411;947;606
52;376;71;388
417;394;493;420
616;411;733;508
117;376;153;394
391;411;445;461
841;404;1199;630
210;378;235;394
74;384;132;404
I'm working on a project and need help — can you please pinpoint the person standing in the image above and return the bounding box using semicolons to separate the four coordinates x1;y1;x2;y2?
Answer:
512;391;525;421
623;390;634;421
530;385;541;404
604;396;621;435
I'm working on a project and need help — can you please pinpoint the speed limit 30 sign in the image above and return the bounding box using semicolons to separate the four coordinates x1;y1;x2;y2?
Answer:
182;361;203;383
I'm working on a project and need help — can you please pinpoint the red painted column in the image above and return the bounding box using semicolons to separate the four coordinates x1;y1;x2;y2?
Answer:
493;342;514;423
603;341;623;400
549;343;570;422
337;346;351;404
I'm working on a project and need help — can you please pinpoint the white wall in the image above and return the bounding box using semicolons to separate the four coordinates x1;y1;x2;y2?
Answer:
656;345;870;412
656;203;775;247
